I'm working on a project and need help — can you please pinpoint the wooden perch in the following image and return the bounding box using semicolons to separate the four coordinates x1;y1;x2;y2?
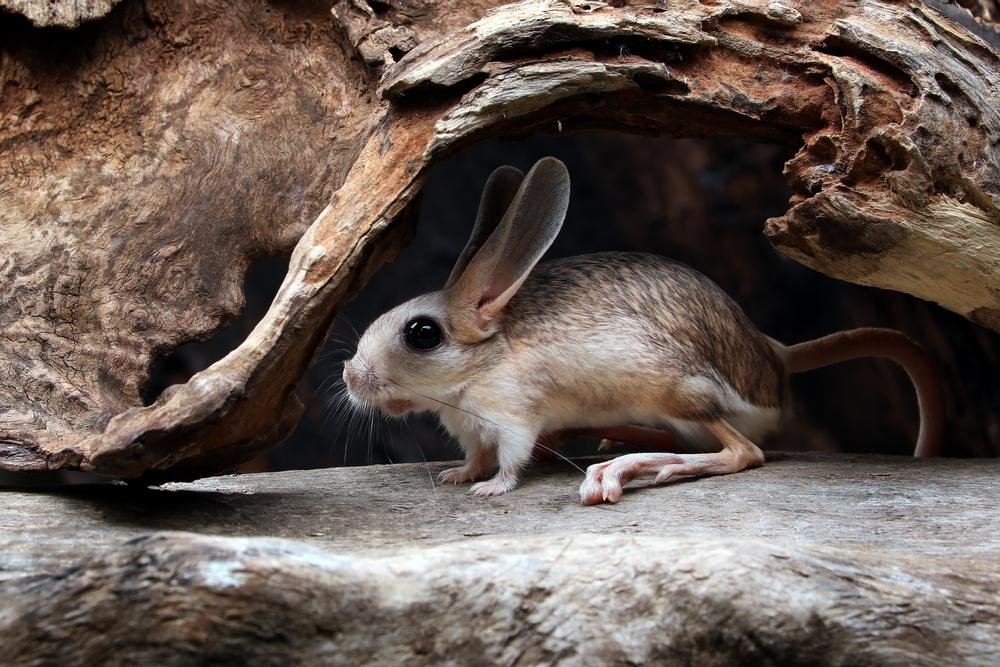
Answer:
0;0;998;479
2;453;999;663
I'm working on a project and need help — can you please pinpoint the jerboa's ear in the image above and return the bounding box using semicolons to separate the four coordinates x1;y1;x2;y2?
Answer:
444;165;524;289
445;157;570;341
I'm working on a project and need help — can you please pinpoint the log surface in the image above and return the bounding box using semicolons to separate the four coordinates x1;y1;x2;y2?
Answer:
2;453;998;665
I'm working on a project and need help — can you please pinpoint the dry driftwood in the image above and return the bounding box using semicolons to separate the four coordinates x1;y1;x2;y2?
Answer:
1;0;998;479
0;0;124;27
2;452;998;665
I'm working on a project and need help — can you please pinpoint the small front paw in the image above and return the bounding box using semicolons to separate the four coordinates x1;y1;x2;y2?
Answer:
469;470;518;497
470;480;510;497
438;465;479;485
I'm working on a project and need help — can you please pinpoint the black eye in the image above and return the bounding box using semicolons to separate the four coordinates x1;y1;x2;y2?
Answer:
403;317;443;351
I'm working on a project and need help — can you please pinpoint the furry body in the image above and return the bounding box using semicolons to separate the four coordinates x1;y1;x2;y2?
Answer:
344;158;941;503
437;252;785;465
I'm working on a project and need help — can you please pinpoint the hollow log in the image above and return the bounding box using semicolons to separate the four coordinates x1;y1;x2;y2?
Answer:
2;453;999;664
0;0;998;478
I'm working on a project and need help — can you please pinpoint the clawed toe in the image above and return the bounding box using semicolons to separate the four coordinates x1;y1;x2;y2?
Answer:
438;466;478;485
469;469;519;497
580;420;764;505
470;481;503;496
579;453;686;505
470;479;513;497
579;462;610;505
579;460;627;505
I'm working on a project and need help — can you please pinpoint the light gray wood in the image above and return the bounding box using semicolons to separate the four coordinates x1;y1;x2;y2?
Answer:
2;453;998;665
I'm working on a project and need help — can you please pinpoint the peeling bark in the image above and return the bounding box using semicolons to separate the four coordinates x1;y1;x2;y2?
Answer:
1;0;998;478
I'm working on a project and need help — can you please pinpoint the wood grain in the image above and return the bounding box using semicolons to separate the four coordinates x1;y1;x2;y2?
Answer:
2;453;998;664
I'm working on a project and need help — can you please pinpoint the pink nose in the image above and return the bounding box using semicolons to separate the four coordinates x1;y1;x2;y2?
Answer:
343;361;358;389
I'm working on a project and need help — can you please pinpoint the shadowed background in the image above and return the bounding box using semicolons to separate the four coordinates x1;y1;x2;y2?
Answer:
147;132;1000;471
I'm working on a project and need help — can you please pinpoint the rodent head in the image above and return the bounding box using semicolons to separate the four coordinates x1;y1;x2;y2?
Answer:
344;292;464;416
344;157;570;417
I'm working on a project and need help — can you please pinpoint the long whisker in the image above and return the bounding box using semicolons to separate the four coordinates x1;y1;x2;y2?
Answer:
528;440;587;475
315;371;348;396
337;315;362;342
385;379;586;477
368;403;378;465
377;410;394;464
339;396;364;465
318;348;356;360
402;417;438;499
363;402;372;464
321;385;351;430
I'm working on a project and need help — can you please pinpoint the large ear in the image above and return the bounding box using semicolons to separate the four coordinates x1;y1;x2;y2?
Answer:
444;165;524;289
445;157;570;340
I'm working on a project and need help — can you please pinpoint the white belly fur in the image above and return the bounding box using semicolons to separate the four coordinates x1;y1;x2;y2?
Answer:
440;368;782;454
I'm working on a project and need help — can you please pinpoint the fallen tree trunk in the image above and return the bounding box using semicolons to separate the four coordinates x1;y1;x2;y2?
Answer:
0;0;998;479
2;453;998;664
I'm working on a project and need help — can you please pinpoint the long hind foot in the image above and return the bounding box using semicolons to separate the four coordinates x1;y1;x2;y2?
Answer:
579;420;763;505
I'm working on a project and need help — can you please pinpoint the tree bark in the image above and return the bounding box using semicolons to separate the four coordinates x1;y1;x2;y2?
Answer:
1;0;998;478
2;453;998;665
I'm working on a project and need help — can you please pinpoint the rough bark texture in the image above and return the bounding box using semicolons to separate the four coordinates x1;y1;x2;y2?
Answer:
0;0;124;27
2;453;998;664
1;0;998;479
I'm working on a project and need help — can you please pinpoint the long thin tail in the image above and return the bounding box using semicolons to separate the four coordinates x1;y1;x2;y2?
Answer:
782;328;945;457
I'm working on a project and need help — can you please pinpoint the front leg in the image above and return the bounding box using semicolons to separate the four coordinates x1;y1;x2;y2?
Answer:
470;424;538;498
438;435;494;485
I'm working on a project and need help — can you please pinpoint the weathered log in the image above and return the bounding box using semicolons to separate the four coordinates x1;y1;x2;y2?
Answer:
1;0;998;478
0;0;123;27
1;453;998;664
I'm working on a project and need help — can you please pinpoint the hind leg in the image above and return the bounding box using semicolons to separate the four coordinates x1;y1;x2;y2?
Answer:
579;420;764;505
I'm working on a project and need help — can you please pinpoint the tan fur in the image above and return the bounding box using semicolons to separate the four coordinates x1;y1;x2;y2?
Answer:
344;158;939;503
345;158;783;499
